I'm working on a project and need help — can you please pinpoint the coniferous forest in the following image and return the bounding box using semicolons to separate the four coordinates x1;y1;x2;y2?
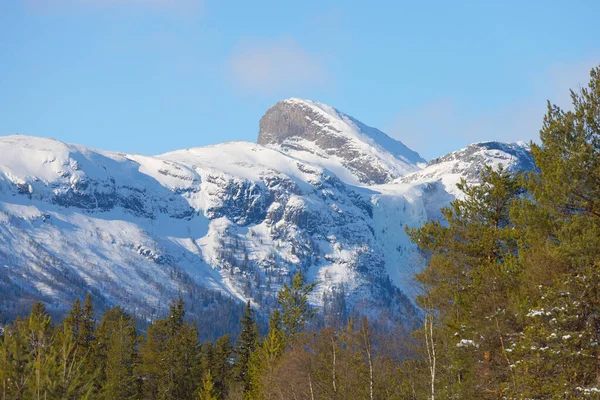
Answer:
2;66;600;399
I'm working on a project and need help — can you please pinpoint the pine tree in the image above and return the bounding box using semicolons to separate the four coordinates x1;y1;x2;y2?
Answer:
0;330;9;400
63;298;83;347
212;334;233;399
233;301;258;395
81;294;95;351
55;318;95;399
510;264;600;397
198;369;218;400
277;270;317;340
55;296;98;398
407;166;524;398
24;302;57;400
248;309;286;399
507;64;600;397
94;307;138;399
137;298;199;400
0;317;29;399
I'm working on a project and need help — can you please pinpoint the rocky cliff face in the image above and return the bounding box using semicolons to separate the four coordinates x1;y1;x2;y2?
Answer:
0;100;535;334
258;99;425;185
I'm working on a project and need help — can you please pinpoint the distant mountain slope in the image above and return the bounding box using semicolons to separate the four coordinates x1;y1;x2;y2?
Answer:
0;102;535;334
258;98;425;185
401;141;535;196
0;136;416;328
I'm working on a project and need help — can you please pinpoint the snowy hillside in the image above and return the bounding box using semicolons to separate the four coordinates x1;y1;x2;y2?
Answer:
401;141;535;197
0;102;535;332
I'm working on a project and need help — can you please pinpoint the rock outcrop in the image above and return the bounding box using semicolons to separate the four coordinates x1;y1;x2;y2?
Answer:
258;98;425;184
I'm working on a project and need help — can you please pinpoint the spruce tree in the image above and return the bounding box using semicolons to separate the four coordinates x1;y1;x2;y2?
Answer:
63;298;83;347
94;307;138;400
55;317;95;399
81;294;95;351
137;298;199;400
0;317;29;399
233;301;258;394
277;270;317;339
24;302;57;400
248;309;286;399
212;334;233;399
198;369;218;400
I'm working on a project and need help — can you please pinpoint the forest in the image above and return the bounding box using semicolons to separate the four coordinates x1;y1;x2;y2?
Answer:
1;66;600;399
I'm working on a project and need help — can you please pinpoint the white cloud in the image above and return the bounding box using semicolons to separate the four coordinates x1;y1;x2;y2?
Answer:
388;59;598;160
228;38;330;95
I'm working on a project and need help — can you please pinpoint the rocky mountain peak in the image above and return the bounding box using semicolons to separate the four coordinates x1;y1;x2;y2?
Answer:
257;98;425;185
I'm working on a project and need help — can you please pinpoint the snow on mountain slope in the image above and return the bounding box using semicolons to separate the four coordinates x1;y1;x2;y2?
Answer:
401;141;535;197
0;135;417;327
370;141;536;295
0;106;536;332
159;142;402;308
258;98;425;185
0;136;229;325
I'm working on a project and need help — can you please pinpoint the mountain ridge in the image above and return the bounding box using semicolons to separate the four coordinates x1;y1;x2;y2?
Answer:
0;100;535;334
258;98;425;185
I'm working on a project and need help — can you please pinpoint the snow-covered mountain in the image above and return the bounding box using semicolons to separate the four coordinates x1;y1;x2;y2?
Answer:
401;141;535;196
258;98;425;185
0;99;534;333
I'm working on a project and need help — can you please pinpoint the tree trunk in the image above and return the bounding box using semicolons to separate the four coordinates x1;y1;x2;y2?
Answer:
331;331;337;395
361;318;374;400
424;314;436;400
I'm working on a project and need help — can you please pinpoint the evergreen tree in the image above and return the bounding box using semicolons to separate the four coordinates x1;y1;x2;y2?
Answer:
277;270;317;340
0;317;29;399
212;334;233;399
507;65;600;397
3;64;600;397
510;265;600;397
93;306;138;399
55;318;95;399
55;296;97;398
0;329;9;400
198;369;218;400
81;294;95;351
248;310;286;399
233;301;258;395
407;166;524;398
137;298;199;400
24;302;57;400
63;298;83;348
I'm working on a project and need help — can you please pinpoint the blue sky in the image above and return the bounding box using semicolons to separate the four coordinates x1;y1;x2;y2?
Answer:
1;0;599;159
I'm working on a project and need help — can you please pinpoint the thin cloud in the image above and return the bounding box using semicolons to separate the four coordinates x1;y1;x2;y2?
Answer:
388;59;598;160
228;38;330;95
25;0;201;13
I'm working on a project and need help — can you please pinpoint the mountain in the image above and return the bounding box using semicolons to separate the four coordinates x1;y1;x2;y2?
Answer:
401;141;535;195
258;98;425;185
0;100;534;335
